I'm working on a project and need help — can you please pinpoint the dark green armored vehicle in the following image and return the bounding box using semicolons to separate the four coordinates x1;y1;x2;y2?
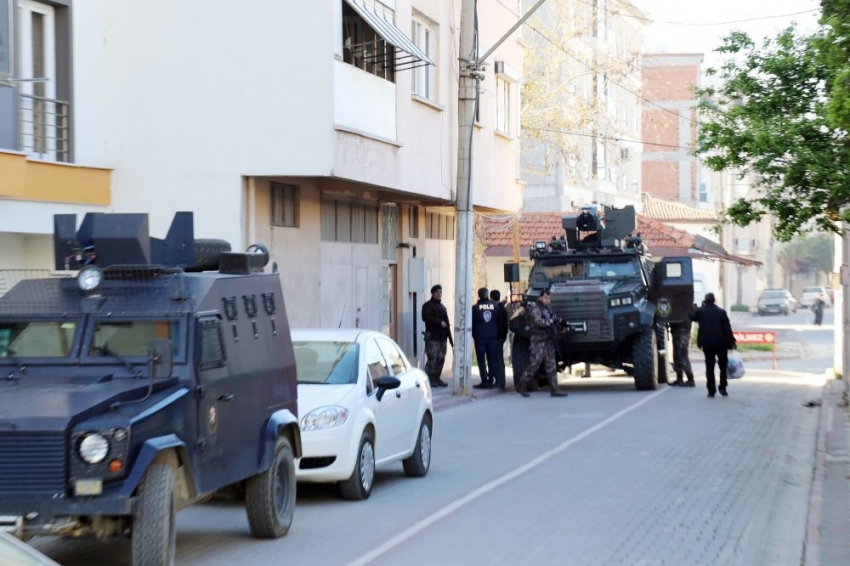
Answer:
0;212;301;565
508;205;694;390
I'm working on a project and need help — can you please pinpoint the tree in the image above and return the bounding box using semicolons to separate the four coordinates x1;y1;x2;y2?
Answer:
819;0;850;131
694;26;850;241
779;234;835;284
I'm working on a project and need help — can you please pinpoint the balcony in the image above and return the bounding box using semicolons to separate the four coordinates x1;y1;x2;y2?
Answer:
1;81;70;163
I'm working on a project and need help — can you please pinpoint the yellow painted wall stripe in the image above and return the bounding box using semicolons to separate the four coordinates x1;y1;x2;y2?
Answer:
0;151;111;205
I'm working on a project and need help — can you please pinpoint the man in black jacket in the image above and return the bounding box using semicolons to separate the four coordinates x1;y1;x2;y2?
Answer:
689;293;737;398
490;289;509;391
422;284;450;387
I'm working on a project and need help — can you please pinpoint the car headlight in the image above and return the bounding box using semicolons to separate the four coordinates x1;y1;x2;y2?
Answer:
78;433;110;464
301;406;349;431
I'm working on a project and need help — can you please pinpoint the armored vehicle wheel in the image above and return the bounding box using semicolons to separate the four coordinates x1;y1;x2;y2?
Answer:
340;430;375;500
245;436;296;538
402;417;432;477
132;463;176;566
632;327;658;391
657;352;668;385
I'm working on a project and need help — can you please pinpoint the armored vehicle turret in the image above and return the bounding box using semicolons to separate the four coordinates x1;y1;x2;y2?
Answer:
507;205;694;390
0;212;300;565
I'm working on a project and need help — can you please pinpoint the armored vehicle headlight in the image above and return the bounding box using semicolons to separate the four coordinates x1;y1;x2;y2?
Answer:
79;433;110;464
301;406;349;431
610;298;622;307
77;266;103;292
622;296;633;305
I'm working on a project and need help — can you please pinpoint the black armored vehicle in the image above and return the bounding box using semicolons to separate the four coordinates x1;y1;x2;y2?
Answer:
508;205;694;390
0;212;301;565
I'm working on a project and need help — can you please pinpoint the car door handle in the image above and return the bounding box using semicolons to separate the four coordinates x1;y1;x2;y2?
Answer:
218;394;234;402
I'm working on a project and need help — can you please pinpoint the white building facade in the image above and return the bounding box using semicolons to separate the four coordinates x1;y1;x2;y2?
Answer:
0;0;524;361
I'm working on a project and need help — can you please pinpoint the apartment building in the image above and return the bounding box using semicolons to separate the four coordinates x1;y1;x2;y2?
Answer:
521;0;646;213
0;0;524;359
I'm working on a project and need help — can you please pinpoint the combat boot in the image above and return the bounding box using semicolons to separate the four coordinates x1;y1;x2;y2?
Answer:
516;381;530;397
550;386;569;397
670;373;684;387
686;373;695;387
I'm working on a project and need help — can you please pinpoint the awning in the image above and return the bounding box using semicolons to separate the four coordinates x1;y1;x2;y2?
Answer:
344;0;434;70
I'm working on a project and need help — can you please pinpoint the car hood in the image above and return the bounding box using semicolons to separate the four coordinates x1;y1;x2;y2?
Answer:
0;374;178;432
297;383;357;414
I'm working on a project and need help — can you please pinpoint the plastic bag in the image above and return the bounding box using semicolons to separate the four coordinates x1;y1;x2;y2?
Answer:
727;349;745;379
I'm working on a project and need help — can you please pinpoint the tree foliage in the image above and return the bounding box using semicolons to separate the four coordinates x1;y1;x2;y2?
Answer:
694;26;850;241
778;233;835;275
819;0;850;130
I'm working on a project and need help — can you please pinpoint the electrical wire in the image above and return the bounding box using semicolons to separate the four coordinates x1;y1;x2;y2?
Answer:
577;0;819;27
524;125;694;150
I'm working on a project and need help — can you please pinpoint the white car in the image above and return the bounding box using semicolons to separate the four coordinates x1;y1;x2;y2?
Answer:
800;286;831;308
292;328;433;500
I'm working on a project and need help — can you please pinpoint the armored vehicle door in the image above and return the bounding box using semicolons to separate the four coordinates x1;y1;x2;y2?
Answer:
193;313;264;491
651;257;694;324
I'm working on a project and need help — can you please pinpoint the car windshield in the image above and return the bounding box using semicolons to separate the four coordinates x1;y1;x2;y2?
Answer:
588;260;638;279
762;291;786;299
90;320;178;357
0;321;77;358
803;287;821;294
294;341;359;384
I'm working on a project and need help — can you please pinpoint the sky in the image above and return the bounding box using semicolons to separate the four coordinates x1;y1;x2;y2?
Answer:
635;0;822;65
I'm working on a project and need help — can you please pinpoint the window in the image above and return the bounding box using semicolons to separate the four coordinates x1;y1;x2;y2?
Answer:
411;18;434;99
364;338;390;391
426;211;455;240
0;321;76;357
293;341;359;384
342;1;395;82
377;337;409;375
496;77;510;134
409;205;420;238
321;196;379;243
698;182;708;203
382;203;398;260
91;320;177;357
198;316;227;370
271;183;299;227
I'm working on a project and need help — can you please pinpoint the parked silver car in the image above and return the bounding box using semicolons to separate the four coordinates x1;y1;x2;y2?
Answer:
757;289;798;316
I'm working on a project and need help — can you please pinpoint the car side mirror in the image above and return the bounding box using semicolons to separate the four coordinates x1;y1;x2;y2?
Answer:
375;376;401;401
148;339;173;379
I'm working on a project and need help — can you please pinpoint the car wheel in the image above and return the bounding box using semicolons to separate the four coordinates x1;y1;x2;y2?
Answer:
339;430;375;500
132;463;176;566
403;417;432;477
245;436;296;538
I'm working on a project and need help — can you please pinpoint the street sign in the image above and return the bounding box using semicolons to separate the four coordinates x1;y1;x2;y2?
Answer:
733;331;777;369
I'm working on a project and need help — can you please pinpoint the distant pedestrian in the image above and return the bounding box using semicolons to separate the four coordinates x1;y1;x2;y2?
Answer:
490;289;509;391
668;317;695;387
517;289;568;398
689;293;736;398
472;287;500;390
422;284;451;388
812;294;825;326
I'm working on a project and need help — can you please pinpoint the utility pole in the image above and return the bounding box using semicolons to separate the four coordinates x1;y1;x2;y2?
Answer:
452;0;477;396
452;0;552;396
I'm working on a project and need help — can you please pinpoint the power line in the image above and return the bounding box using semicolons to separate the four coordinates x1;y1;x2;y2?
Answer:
576;0;818;27
524;22;701;126
524;125;693;150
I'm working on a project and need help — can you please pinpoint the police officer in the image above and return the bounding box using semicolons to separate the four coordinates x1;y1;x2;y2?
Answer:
472;287;501;391
668;318;695;387
490;289;509;391
422;284;450;387
517;288;569;398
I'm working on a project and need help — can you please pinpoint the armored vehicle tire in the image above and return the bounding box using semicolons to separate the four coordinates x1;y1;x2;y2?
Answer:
403;417;432;477
510;335;547;390
657;352;668;385
190;239;232;271
340;430;375;500
132;463;176;566
245;436;296;538
632;327;658;391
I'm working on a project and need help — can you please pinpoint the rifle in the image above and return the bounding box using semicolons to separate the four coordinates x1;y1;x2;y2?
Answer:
447;326;454;348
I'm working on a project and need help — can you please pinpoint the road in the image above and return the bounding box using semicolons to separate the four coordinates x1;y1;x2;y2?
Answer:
33;310;833;566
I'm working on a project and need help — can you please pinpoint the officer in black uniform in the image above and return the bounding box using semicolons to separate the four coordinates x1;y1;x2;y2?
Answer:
422;284;450;387
472;287;501;390
517;289;569;398
490;289;509;391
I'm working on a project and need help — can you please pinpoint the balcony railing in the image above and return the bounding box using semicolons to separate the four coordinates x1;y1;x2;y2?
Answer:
18;92;70;163
0;79;71;162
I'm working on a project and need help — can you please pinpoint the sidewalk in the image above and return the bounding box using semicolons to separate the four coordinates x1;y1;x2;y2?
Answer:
431;363;850;566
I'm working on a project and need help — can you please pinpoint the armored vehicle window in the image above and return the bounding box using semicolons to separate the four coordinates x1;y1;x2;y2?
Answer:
536;261;583;281
199;317;227;370
0;321;77;357
588;260;637;278
294;341;359;385
91;320;176;357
